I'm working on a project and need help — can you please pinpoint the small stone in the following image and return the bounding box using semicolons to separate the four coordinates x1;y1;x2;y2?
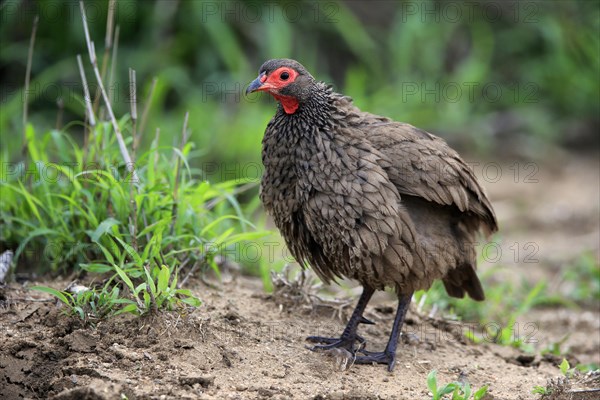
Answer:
178;375;215;388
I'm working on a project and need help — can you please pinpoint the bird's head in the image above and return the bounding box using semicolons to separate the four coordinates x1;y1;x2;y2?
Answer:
246;59;315;114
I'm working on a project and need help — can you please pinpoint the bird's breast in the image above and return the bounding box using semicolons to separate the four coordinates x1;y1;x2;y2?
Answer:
261;149;302;222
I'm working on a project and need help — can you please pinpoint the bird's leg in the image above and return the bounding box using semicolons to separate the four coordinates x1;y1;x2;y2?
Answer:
306;286;375;352
355;292;413;372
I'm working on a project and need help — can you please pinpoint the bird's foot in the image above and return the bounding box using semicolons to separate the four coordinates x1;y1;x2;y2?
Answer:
306;316;373;352
306;334;366;353
355;349;396;372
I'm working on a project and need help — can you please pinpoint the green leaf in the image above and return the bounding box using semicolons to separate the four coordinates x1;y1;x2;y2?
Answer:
210;227;234;249
25;124;42;162
114;303;140;316
17;180;45;224
439;383;457;397
157;265;170;293
144;266;157;295
451;386;461;400
14;227;61;261
559;358;570;376
427;370;438;398
30;286;71;306
114;236;143;266
532;385;548;395
170;270;178;291
113;264;135;292
473;385;489;400
179;293;201;307
200;215;245;236
134;282;147;296
221;231;271;247
90;218;121;243
461;383;471;400
464;329;482;344
80;263;113;273
143;291;151;310
73;306;85;320
110;298;135;305
137;217;169;238
94;242;116;264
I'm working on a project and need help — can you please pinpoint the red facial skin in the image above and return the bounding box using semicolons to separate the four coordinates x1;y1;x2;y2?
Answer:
255;67;300;114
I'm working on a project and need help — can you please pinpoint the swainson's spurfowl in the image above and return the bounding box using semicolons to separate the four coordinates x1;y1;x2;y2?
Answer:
246;59;497;371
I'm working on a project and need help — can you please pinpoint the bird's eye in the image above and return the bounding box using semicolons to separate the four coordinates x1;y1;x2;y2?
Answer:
280;71;290;80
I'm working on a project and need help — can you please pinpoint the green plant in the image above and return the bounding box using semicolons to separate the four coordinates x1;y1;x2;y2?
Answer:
427;370;488;400
2;3;270;320
541;335;570;357
531;358;600;397
31;265;202;323
416;266;550;351
560;253;600;306
532;385;549;395
2;120;269;319
575;363;599;373
559;359;576;379
30;284;129;324
531;358;581;397
114;264;201;314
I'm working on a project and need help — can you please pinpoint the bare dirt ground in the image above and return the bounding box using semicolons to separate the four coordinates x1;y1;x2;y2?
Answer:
1;155;599;399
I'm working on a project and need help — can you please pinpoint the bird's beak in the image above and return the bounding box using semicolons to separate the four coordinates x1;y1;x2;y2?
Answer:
246;73;266;95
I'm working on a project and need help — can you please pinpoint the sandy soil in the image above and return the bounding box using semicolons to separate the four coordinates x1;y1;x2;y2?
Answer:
1;155;599;399
1;272;598;400
0;279;571;399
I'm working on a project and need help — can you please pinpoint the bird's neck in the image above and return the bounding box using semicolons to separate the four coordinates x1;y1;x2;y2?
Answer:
272;93;299;114
274;83;332;126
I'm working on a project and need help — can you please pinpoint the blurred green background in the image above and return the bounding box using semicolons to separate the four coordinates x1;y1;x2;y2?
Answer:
2;0;598;175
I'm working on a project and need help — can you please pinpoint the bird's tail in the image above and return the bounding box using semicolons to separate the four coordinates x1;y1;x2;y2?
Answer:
442;264;485;301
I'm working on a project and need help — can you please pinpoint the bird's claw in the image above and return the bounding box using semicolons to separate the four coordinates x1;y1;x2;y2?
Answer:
306;335;366;352
354;349;396;372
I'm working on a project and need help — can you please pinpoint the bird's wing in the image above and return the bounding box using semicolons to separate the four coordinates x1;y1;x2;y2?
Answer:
359;117;498;234
299;127;424;288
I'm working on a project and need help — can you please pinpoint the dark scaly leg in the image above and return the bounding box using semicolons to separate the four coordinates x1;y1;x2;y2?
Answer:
306;286;375;352
355;292;413;372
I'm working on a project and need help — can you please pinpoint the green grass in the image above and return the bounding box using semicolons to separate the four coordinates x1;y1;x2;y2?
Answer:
0;1;272;321
0;120;269;320
415;264;575;353
560;253;600;306
1;122;268;269
427;370;488;400
1;16;270;318
531;358;590;397
414;252;600;359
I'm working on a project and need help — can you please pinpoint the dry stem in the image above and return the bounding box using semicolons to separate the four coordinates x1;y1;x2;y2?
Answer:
79;1;137;180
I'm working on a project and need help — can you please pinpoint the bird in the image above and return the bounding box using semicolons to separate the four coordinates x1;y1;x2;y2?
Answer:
246;59;498;372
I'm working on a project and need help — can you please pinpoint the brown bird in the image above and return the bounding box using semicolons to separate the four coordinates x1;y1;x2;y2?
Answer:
246;59;497;371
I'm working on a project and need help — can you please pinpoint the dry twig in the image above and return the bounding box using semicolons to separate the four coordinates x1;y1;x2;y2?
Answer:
79;1;137;180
